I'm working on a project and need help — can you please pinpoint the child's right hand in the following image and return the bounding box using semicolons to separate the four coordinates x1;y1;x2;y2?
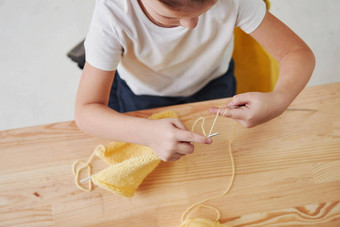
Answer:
146;118;212;161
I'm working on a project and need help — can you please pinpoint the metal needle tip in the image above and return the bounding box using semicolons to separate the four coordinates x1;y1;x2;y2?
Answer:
286;108;317;111
208;132;219;138
80;176;92;183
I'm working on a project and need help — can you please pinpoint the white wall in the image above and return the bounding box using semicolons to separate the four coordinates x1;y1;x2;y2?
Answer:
0;0;94;130
0;0;339;130
271;0;340;86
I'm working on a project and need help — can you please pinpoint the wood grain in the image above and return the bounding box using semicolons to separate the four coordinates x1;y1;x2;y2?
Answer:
0;83;340;226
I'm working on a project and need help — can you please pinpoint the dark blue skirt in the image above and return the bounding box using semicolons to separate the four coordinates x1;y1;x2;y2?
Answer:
109;59;236;112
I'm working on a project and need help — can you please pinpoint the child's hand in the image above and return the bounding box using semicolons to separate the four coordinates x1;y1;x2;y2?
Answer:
209;91;288;128
147;118;212;161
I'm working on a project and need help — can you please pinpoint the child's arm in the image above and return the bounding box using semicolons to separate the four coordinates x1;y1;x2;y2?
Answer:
74;62;212;161
210;11;315;128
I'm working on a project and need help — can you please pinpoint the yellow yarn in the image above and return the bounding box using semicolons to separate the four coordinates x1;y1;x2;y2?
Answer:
72;151;96;192
73;109;238;226
72;111;178;197
180;109;238;227
92;146;160;197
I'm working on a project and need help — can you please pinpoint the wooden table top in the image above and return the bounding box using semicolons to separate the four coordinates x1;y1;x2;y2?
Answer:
1;83;340;226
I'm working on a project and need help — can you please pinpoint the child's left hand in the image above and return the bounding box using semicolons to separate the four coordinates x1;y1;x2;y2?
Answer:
209;91;289;128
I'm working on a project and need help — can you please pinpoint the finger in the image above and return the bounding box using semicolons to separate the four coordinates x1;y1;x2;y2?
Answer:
177;130;212;144
176;142;194;155
209;107;232;118
227;94;251;108
168;153;184;162
169;118;188;130
228;108;248;120
209;107;226;115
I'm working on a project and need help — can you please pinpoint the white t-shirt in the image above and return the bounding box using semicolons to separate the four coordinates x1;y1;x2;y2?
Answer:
85;0;266;96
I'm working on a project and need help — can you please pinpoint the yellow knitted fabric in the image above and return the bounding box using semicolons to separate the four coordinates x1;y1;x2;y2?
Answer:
73;111;178;197
92;111;178;197
92;144;161;197
232;0;279;94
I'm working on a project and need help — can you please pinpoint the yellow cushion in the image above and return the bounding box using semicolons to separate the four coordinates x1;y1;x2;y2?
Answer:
232;0;279;94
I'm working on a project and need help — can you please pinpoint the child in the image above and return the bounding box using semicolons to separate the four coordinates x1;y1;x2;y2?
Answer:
75;0;315;161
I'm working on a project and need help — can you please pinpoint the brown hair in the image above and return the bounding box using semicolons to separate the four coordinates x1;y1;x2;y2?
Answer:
158;0;214;11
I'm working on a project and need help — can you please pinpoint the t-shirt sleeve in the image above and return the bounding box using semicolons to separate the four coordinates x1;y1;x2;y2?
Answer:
84;0;122;71
235;0;267;34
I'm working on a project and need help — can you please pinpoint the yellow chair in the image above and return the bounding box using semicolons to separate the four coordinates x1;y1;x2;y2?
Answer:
232;0;279;94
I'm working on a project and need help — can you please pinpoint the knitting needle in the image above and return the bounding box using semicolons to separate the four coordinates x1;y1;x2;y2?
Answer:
207;132;219;138
80;176;92;183
79;132;220;183
231;106;316;112
286;108;317;111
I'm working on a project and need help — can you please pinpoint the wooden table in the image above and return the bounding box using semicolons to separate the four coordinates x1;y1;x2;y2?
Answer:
1;83;340;226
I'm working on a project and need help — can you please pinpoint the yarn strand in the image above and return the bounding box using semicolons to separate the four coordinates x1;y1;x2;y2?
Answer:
72;108;238;225
181;108;238;223
72;147;97;191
